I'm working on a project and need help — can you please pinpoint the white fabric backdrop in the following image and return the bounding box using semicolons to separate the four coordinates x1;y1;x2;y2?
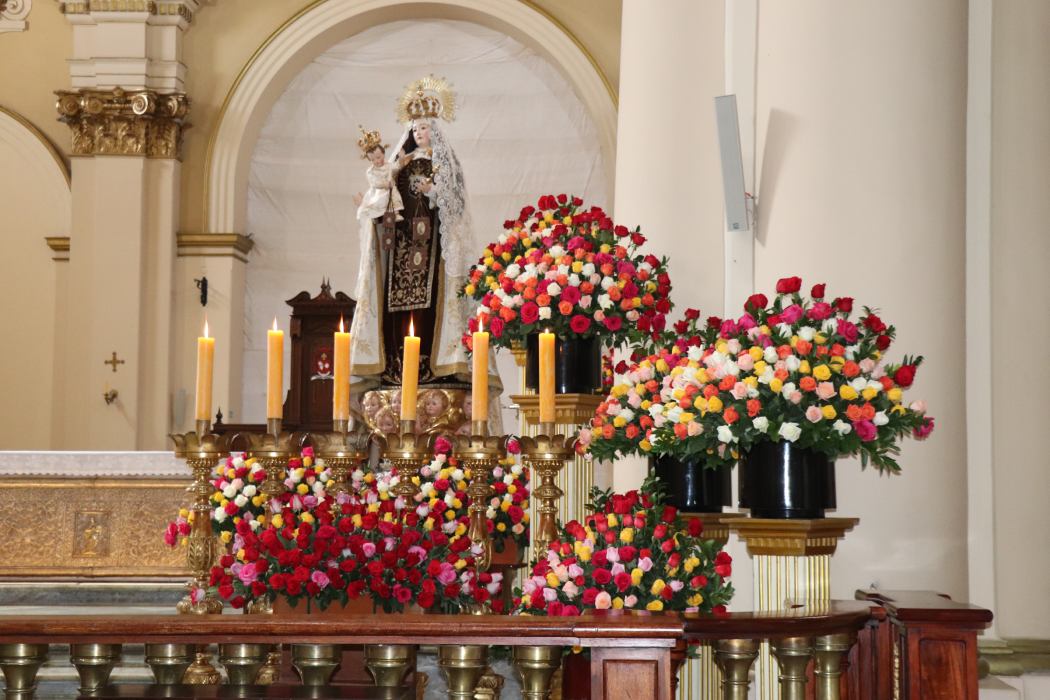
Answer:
242;19;610;423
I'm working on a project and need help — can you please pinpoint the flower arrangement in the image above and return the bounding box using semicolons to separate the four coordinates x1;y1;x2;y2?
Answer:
592;278;933;473
461;194;672;350
514;477;733;616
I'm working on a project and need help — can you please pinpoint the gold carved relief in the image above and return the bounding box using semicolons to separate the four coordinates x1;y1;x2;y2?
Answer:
55;87;190;159
0;478;189;578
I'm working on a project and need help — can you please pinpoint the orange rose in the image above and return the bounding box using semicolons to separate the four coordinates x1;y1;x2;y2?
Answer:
536;294;551;307
523;287;537;300
703;384;719;399
776;345;792;359
846;405;863;421
799;376;817;392
625;425;640;439
602;424;615;440
489;297;503;311
724;407;739;424
500;307;516;321
600;263;615;276
718;376;736;392
795;339;813;355
674;423;688;439
774;368;789;381
746;399;762;417
580;282;595;294
608;286;622;302
558;301;573;315
842;361;860;378
860;403;876;421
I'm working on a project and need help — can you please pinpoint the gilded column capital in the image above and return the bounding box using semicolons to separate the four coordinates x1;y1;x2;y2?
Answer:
55;87;189;159
57;1;199;24
0;0;31;34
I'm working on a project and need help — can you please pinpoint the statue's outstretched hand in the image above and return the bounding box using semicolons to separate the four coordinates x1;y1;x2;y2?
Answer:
398;152;413;168
353;192;363;206
418;180;433;194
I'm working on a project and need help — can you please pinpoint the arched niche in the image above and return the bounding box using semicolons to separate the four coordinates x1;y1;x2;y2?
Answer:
205;0;618;235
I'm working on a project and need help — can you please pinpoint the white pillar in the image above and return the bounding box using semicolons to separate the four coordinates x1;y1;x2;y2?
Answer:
613;0;727;492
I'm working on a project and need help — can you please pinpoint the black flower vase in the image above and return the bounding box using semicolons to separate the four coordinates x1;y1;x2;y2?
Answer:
524;333;602;394
737;441;836;519
650;456;732;513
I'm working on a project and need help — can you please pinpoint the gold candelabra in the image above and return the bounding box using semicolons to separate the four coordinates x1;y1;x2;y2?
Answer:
518;423;575;556
451;421;506;572
380;420;433;500
169;420;225;616
313;418;372;494
244;419;300;498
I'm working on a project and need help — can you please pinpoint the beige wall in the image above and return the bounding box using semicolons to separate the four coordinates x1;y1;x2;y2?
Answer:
753;1;970;601
990;0;1050;639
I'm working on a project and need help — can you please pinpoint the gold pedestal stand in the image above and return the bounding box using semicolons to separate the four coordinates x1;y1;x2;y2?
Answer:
452;422;505;573
518;425;574;556
381;420;433;500
730;517;860;700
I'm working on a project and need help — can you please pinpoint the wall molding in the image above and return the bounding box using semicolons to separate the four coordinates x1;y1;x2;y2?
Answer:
176;233;254;262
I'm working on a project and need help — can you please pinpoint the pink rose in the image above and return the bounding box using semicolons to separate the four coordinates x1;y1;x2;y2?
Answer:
594;591;612;609
310;570;330;590
361;542;376;558
561;285;582;305
836;318;859;343
854;420;877;442
687;421;703;436
731;382;749;400
737;354;754;371
789;391;803;404
914;415;935;439
807;302;833;321
780;304;803;324
909;400;927;414
805;406;823;423
603;315;623;332
237;563;259;585
434;436;453;455
816;382;836;400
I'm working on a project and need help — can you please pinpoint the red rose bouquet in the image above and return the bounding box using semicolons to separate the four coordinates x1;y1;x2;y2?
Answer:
461;194;672;350
514;477;733;616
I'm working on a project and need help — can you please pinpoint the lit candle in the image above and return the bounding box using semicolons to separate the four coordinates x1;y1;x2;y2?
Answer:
472;314;489;423
267;317;284;419
333;317;351;422
539;329;556;424
400;317;420;421
194;318;215;422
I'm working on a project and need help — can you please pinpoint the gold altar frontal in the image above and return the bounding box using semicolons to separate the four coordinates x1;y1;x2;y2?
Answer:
0;477;188;578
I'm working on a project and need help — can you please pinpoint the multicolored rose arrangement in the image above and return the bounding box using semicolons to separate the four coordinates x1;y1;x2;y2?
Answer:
461;194;673;349
581;278;933;472
514;477;733;616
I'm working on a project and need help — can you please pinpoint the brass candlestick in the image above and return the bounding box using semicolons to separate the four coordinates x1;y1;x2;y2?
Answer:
519;423;574;556
245;420;299;498
381;420;432;500
453;423;505;572
170;421;225;615
314;419;372;494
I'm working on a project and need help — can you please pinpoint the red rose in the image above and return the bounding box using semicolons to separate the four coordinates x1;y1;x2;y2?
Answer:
660;505;677;524
811;283;826;299
217;582;234;600
591;549;608;567
744;294;768;313
894;364;917;387
706;316;722;329
557;194;568;204
876;334;891;351
593;568;612;585
775;276;802;294
660;539;675;554
684;308;701;321
603;315;623;332
618;546;637;562
508;505;524;524
581;588;599;605
520;301;539;325
569;315;591;334
687;517;703;537
631;232;646;246
614;225;629;238
286;580;302;596
613;572;632;592
560;285;582;305
863;314;886;333
488;317;505;339
833;296;853;313
714;551;732;578
660;585;674;601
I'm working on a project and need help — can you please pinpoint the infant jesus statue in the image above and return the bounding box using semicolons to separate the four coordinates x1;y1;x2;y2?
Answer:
353;125;404;225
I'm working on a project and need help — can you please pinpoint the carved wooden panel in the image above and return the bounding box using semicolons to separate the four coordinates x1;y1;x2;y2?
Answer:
590;647;673;700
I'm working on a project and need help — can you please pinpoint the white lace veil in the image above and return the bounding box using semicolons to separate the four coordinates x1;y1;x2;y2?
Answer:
390;118;475;278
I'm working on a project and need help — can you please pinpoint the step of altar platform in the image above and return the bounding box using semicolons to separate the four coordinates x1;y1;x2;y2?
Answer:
79;685;414;699
0;580;184;608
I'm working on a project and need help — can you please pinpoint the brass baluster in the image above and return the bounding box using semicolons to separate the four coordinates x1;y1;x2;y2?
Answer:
70;643;121;696
714;638;759;700
519;426;573;555
183;646;222;685
364;644;416;687
382;420;432;501
219;643;268;686
770;637;814;700
452;427;505;572
292;644;341;686
814;632;855;700
438;645;489;700
144;643;193;685
0;644;48;700
512;645;563;700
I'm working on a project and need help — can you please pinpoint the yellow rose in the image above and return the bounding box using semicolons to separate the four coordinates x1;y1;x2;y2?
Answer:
799;360;811;374
350;514;361;528
607;513;618;528
888;388;903;403
620;528;635;543
301;512;315;524
497;523;507;532
296;483;309;495
613;597;624;609
753;360;768;375
814;333;828;345
613;416;627;428
650;579;667;595
220;531;232;543
813;364;832;381
684;556;700;573
464;284;475;296
716;341;729;355
546;572;560;588
678;412;695;424
749;347;764;361
454;559;467;570
639;439;653;452
707;396;723;413
693;396;708;412
821;405;837;420
687;593;704;607
840;385;859;401
862;387;878;401
631;568;644;585
646;600;664;612
769;378;783;394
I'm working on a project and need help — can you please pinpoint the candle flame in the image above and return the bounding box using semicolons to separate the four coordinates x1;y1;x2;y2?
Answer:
408;317;415;337
272;317;278;332
203;318;210;339
338;316;345;333
478;313;485;333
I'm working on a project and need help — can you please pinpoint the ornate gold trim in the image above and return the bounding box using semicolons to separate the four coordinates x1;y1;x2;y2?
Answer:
176;232;254;261
729;517;859;557
202;0;618;228
0;105;70;185
512;393;602;427
56;88;190;159
45;236;71;261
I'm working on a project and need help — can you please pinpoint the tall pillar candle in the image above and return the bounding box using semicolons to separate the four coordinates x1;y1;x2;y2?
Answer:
400;319;420;421
539;329;556;424
333;318;351;422
267;318;284;419
472;318;489;423
194;320;215;422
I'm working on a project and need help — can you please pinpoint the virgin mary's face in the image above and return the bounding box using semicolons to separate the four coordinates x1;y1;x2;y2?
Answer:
412;121;431;148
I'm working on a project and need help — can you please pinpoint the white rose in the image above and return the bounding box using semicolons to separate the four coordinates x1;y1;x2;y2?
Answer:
486;507;497;519
214;508;227;523
781;382;797;396
764;346;779;363
752;416;770;433
798;326;816;341
222;484;237;499
568;273;581;287
777;323;794;336
833;420;852;436
557;264;570;277
717;425;736;443
785;356;801;372
549;245;565;257
778;422;802;442
822;319;838;334
687;346;702;361
506;263;520;278
582;263;596;276
873;412;889;426
600;277;615;291
232;456;246;468
242;484;257;498
850;377;868;392
234;494;248;508
452;469;465;482
598;294;613;310
617;408;635;423
539;306;552;320
547;282;562;297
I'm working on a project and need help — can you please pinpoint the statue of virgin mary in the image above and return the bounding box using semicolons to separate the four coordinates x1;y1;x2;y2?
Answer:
349;77;484;397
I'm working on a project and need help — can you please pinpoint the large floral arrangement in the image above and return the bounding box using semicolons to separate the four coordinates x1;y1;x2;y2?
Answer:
461;194;672;350
514;477;733;616
600;278;933;473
